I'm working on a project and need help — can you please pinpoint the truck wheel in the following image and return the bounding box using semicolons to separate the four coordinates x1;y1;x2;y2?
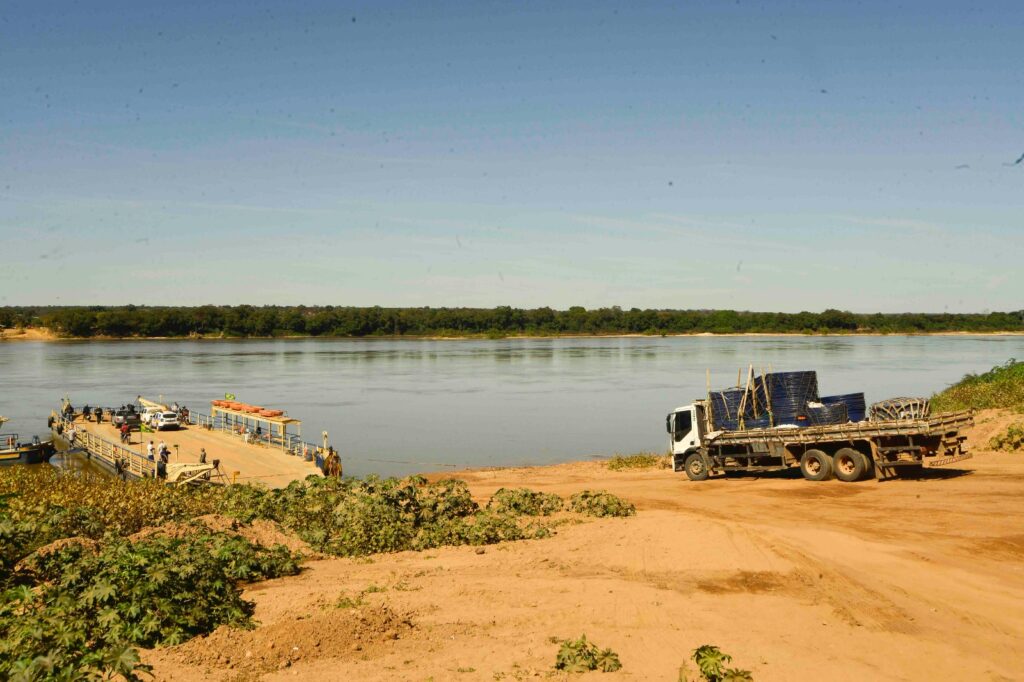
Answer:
834;448;868;482
684;453;710;481
800;449;833;481
860;454;876;480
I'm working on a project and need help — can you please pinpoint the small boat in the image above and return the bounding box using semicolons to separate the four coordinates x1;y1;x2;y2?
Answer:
0;416;57;466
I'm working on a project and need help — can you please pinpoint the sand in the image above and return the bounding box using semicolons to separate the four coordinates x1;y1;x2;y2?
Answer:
0;327;58;341
4;325;1024;342
143;409;1024;681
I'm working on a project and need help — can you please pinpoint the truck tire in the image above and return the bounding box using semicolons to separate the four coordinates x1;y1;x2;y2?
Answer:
861;453;876;480
684;453;710;481
800;449;833;481
834;448;868;482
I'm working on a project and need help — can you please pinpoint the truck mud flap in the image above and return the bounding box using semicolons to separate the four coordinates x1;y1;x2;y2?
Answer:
925;452;973;467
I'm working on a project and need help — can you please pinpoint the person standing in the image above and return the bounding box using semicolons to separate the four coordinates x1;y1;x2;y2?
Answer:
199;448;207;464
323;446;342;478
147;440;155;459
82;404;91;422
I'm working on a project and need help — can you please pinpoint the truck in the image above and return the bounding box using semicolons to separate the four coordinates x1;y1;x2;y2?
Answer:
666;399;974;482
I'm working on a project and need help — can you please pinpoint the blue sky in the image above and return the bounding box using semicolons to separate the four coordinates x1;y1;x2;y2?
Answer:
2;1;1021;312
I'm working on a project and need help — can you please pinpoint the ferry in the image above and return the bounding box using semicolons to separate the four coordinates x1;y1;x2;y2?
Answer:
0;416;56;466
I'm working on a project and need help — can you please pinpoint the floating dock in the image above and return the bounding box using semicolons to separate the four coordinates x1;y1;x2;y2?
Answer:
54;398;326;487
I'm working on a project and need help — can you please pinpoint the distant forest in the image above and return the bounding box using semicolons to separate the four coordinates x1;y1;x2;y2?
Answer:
2;305;1023;338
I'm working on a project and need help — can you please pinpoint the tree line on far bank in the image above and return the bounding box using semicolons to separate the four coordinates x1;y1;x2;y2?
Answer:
1;305;1022;338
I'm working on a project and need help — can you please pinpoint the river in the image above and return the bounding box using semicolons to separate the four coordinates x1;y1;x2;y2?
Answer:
1;335;1020;478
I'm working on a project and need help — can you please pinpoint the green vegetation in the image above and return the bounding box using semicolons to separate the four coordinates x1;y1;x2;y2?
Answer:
487;488;564;516
0;491;301;680
690;645;753;682
554;634;622;673
931;359;1024;412
2;305;1023;339
1;467;637;678
218;475;553;555
990;423;1024;452
606;453;670;471
568;490;636;518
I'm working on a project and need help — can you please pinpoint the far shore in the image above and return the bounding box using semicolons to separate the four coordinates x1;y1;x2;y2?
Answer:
3;326;1024;343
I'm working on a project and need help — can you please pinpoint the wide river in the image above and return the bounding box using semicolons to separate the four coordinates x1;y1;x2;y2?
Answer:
1;335;1021;477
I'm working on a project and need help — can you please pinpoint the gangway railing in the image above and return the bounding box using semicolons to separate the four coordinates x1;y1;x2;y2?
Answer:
186;409;326;469
54;414;155;479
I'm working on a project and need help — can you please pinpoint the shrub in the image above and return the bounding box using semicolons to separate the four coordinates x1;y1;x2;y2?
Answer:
568;490;636;518
990;423;1024;452
606;453;669;471
0;468;571;678
0;467;221;542
691;644;753;682
554;634;622;673
931;359;1024;412
487;488;563;516
1;531;301;679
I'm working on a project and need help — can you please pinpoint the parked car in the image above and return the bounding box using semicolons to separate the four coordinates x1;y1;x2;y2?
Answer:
111;409;141;430
150;412;180;431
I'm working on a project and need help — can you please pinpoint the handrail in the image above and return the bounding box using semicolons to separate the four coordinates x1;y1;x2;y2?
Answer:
187;409;323;462
56;415;155;479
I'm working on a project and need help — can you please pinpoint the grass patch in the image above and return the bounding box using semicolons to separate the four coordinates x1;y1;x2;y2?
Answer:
990;423;1024;452
606;453;669;471
931;359;1024;412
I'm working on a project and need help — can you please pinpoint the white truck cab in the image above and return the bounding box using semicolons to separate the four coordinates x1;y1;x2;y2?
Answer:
666;401;710;472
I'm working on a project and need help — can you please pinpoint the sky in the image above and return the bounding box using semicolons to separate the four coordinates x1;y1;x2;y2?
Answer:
1;0;1021;313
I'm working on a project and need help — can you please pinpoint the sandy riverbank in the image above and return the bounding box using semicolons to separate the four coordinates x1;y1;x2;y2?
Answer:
0;327;59;341
144;409;1024;681
4;326;1024;342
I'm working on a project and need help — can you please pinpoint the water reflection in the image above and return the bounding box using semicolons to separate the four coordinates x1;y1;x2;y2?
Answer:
1;335;1021;478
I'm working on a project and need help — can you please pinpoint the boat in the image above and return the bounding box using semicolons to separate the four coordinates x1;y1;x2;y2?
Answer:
0;415;57;465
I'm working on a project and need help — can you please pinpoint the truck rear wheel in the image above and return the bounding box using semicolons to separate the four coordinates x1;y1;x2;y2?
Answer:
800;449;833;481
684;453;710;481
834;448;868;482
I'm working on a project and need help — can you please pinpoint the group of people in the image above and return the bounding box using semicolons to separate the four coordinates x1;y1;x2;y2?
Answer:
146;440;172;478
79;404;105;423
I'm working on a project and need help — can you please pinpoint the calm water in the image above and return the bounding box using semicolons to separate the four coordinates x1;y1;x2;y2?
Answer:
1;336;1021;478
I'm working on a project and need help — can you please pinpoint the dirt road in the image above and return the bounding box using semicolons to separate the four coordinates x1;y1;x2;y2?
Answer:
147;410;1024;681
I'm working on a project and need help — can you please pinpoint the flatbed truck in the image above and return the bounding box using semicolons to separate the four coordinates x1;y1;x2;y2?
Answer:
666;400;973;482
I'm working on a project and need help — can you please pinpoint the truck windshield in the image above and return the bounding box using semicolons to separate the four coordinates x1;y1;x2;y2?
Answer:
674;411;692;441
